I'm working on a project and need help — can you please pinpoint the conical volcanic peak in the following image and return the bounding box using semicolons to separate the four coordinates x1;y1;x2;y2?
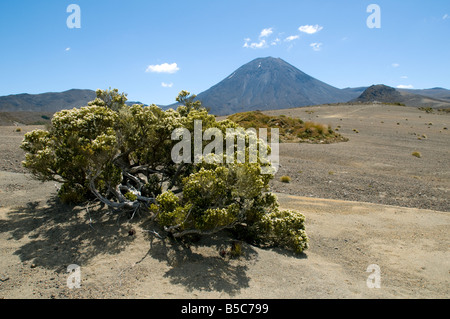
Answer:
195;57;354;116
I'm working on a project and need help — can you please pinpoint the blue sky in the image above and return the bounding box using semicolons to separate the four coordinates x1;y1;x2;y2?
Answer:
0;0;449;105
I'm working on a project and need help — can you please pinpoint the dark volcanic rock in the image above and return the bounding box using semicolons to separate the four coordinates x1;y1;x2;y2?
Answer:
353;84;403;104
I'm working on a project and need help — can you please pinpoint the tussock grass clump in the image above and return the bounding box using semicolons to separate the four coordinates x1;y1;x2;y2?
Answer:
280;176;291;183
228;111;348;144
230;241;243;258
412;151;422;158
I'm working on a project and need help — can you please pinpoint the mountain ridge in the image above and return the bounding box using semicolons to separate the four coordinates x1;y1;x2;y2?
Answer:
0;89;96;112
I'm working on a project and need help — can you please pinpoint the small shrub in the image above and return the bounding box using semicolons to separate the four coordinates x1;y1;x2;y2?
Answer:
280;176;291;183
15;127;22;132
412;151;422;158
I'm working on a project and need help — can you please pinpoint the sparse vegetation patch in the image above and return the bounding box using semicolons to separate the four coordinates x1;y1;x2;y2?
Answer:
228;111;348;144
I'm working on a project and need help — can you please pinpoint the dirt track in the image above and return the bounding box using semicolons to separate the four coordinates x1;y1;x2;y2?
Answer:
0;104;449;299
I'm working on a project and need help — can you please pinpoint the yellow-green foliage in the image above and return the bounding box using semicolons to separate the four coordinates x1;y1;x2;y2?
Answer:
228;111;346;143
58;183;87;204
124;192;138;202
21;105;121;203
156;163;308;253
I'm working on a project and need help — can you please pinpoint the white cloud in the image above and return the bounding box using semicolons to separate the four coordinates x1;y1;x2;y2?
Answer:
65;47;71;51
310;42;323;51
285;35;299;42
243;39;267;49
392;63;400;68
443;14;449;20
397;84;414;89
161;82;173;88
243;27;278;48
260;28;273;38
299;24;323;34
400;75;408;79
271;38;281;46
146;63;180;74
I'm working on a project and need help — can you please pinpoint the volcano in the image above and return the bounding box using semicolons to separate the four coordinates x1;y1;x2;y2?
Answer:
194;57;355;116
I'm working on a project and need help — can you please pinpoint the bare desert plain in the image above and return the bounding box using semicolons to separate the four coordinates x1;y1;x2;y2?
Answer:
0;103;449;299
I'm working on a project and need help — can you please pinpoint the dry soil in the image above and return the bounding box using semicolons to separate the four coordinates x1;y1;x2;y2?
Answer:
0;104;449;299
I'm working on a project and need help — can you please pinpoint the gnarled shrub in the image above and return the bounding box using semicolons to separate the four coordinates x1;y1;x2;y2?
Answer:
21;89;309;253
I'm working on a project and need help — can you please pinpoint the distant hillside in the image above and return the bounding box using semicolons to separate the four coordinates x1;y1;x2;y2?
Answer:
0;112;54;126
126;101;149;107
0;89;96;112
397;87;450;103
341;87;368;99
353;85;450;109
189;57;356;116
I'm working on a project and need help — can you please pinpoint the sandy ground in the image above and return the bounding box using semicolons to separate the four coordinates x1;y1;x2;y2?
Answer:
0;104;449;299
